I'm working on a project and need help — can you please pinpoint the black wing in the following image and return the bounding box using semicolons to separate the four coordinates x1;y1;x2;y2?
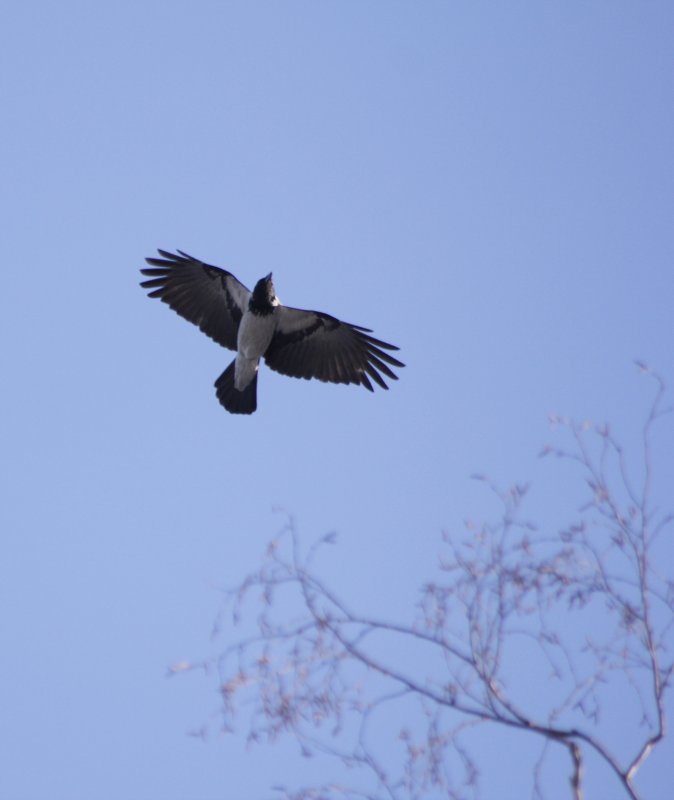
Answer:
265;306;404;391
140;249;251;351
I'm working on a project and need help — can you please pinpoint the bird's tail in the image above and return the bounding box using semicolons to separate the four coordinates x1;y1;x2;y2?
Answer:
214;360;257;415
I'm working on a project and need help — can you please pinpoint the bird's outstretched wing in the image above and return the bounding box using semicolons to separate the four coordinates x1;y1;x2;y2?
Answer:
140;249;251;351
265;306;404;391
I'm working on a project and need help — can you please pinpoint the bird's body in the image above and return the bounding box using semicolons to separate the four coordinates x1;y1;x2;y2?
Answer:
140;249;403;414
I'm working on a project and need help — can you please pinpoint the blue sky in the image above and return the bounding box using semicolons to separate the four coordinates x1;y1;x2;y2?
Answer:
1;2;672;798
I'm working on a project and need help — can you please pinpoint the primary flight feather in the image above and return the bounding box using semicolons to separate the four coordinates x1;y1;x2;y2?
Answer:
140;249;404;414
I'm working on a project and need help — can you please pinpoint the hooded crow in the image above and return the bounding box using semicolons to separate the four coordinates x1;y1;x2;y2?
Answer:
140;249;404;414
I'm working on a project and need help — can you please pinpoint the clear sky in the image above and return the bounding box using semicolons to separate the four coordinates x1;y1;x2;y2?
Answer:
1;2;672;799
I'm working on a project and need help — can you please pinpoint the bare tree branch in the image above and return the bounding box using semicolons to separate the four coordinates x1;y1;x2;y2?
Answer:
181;366;672;799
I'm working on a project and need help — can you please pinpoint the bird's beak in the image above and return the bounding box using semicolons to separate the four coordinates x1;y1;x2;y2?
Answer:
266;272;273;281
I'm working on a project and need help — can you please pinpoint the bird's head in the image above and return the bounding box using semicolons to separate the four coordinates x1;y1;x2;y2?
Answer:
250;273;279;312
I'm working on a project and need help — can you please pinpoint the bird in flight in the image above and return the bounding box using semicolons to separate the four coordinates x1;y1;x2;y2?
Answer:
140;249;404;414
